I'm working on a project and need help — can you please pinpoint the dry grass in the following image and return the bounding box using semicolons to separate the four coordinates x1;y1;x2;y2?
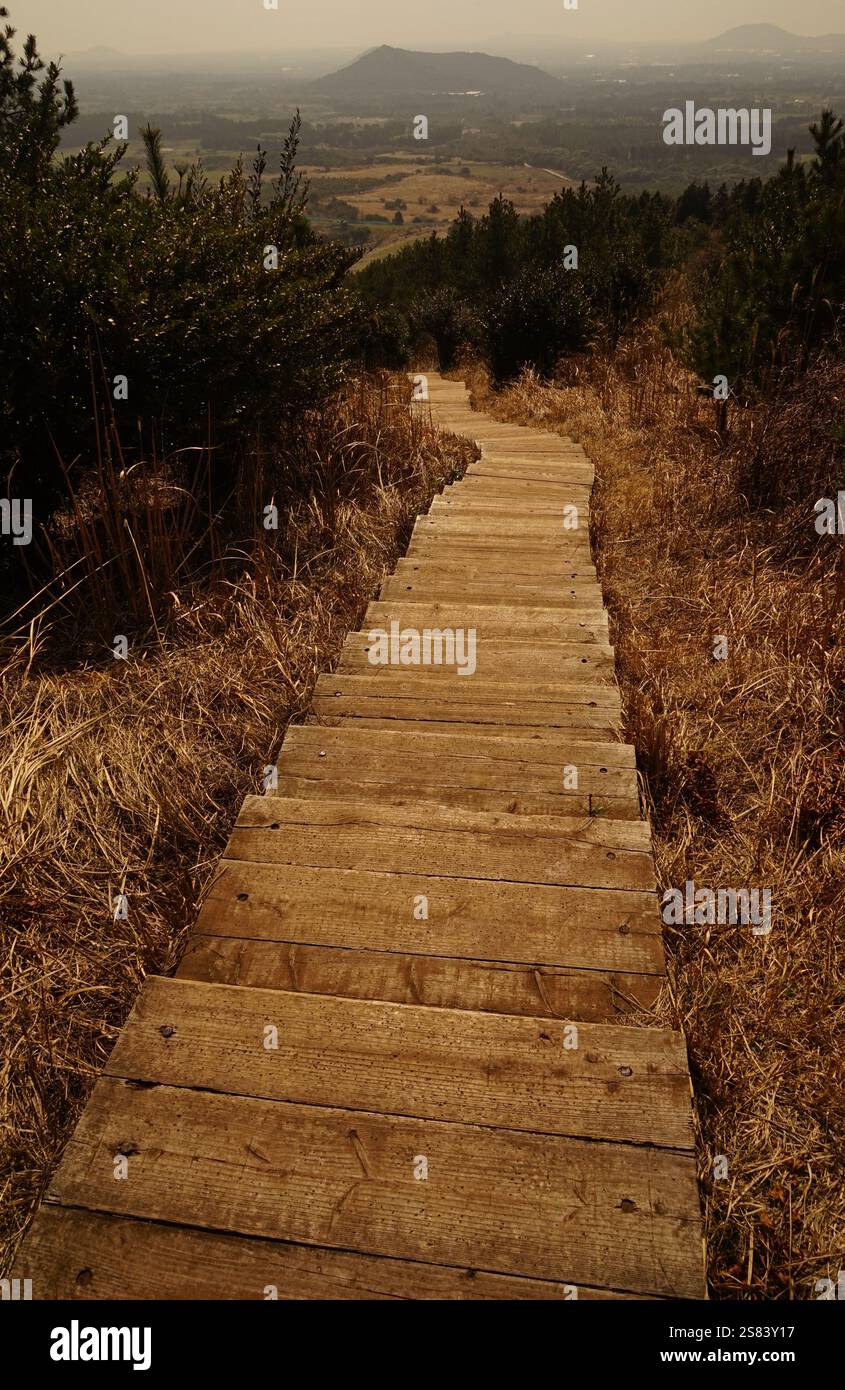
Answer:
459;321;845;1299
0;375;475;1271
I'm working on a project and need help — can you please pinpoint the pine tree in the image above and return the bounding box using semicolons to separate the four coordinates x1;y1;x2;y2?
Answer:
0;5;78;185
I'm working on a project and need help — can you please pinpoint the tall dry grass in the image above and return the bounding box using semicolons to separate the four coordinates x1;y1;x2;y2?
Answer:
460;320;845;1299
0;375;475;1271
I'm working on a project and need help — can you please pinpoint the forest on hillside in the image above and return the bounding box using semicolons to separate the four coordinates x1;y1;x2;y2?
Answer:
3;0;843;612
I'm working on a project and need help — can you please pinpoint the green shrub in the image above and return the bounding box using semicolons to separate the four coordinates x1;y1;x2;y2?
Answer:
409;287;482;370
684;115;845;393
487;265;591;381
0;9;361;524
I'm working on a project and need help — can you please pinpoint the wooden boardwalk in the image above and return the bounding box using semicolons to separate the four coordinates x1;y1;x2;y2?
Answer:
15;375;706;1300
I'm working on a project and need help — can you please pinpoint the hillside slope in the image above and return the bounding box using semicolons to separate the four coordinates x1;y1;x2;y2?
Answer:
311;45;563;98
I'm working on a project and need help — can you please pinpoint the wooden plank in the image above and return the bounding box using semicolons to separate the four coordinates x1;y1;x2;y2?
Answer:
339;632;616;682
473;446;585;457
401;541;595;563
466;445;585;457
464;436;584;446
18;1206;645;1300
414;511;586;530
178;935;661;1020
398;562;597;587
380;575;605;608
314;672;621;708
225;795;656;891
190;860;664;973
434;493;591;514
380;577;606;608
429;511;590;529
396;557;598;579
314;689;619;715
406;535;593;556
406;527;590;545
459;477;593;494
44;1078;706;1296
277;773;639;822
364;600;608;639
232;793;650;847
430;504;590;523
281;723;634;768
105;977;694;1149
458;470;594;489
310;717;625;742
434;491;591;512
472;463;587;475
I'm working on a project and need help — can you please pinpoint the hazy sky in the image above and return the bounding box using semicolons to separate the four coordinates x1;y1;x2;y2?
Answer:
12;0;845;56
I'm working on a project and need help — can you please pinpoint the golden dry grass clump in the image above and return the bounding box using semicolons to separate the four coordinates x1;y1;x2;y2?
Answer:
461;324;845;1299
0;376;475;1271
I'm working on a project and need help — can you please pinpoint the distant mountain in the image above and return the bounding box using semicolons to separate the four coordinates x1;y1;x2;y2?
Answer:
703;24;845;54
68;45;125;60
311;45;563;99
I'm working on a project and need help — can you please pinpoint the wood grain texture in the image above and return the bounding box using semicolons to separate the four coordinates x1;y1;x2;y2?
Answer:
314;670;620;707
190;859;665;972
105;977;693;1148
225;794;656;891
177;935;662;1020
45;1078;705;1296
339;631;617;682
19;1207;646;1300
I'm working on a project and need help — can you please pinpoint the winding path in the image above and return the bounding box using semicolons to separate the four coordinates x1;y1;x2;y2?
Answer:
15;374;706;1300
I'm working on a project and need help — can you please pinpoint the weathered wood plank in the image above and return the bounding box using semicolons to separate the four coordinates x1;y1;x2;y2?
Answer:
105;977;693;1149
45;1078;706;1296
380;577;607;609
457;470;594;489
398;568;601;591
232;793;651;846
276;772;639;821
309;717;624;742
413;517;591;539
282;723;634;767
433;494;592;516
18;1206;645;1300
339;632;617;682
405;537;594;559
398;553;597;577
190;860;664;973
388;566;602;595
314;671;621;708
178;935;662;1019
363;601;608;642
225;795;656;891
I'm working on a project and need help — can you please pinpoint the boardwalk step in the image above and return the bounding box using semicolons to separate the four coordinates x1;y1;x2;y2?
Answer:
178;936;661;1021
104;977;693;1148
340;632;616;682
189;860;664;972
19;1207;648;1301
271;725;639;820
40;1076;702;1296
226;795;656;891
